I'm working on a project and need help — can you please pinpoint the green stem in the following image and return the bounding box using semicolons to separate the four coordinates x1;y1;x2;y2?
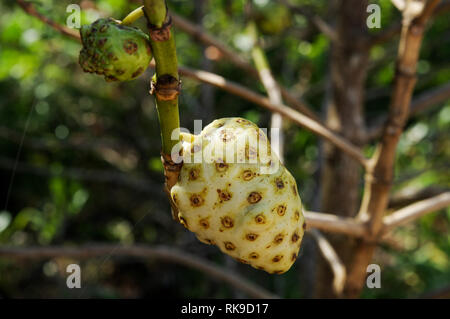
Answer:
143;0;180;155
121;6;144;26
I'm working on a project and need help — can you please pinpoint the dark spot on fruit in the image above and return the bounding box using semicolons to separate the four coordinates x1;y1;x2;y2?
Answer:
105;75;118;82
236;118;250;124
274;234;284;244
214;121;225;128
221;216;234;228
224;242;235;251
189;169;199;180
97;38;107;47
217;189;232;202
246;233;258;241
276;205;287;216
123;39;138;54
190;194;204;207
291;253;297;261
255;214;265;224
215;162;228;172
242;170;255;181
294;210;300;221
172;194;178;204
132;67;143;78
303;222;307;230
205;238;215;245
272;255;283;263
292;232;300;243
249;252;259;259
199;218;209;229
257;266;265;270
292;185;297;195
220;129;234;142
275;178;284;189
247;192;262;204
115;69;125;75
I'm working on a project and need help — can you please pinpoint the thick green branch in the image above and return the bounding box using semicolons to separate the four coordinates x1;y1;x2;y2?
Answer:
143;0;179;155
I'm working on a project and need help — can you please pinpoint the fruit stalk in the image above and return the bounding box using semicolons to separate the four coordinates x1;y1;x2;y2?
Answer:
143;0;181;221
121;6;144;26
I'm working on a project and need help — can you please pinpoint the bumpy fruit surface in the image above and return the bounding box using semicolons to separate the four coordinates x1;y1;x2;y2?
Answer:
79;18;152;82
171;118;306;274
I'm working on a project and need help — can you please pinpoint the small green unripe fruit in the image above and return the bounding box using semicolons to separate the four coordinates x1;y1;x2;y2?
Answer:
79;18;152;82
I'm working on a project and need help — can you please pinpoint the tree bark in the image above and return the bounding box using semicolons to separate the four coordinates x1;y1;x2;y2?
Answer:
315;0;369;298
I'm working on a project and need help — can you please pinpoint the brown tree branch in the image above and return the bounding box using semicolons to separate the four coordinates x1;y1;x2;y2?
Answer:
304;211;367;238
0;244;278;299
16;0;81;41
346;0;442;298
383;192;450;232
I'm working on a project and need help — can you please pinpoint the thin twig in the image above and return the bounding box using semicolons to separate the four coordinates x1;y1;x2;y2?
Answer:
0;244;278;299
309;229;346;296
383;192;450;232
16;0;81;41
304;211;367;238
248;23;285;161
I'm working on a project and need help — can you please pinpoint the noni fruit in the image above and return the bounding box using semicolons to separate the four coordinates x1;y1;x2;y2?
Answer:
79;18;152;82
171;118;306;274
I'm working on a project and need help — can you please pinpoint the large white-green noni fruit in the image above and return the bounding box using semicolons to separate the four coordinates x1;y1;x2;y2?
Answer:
171;118;306;274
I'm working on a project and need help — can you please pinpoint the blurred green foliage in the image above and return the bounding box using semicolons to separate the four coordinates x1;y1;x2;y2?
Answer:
0;0;448;298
